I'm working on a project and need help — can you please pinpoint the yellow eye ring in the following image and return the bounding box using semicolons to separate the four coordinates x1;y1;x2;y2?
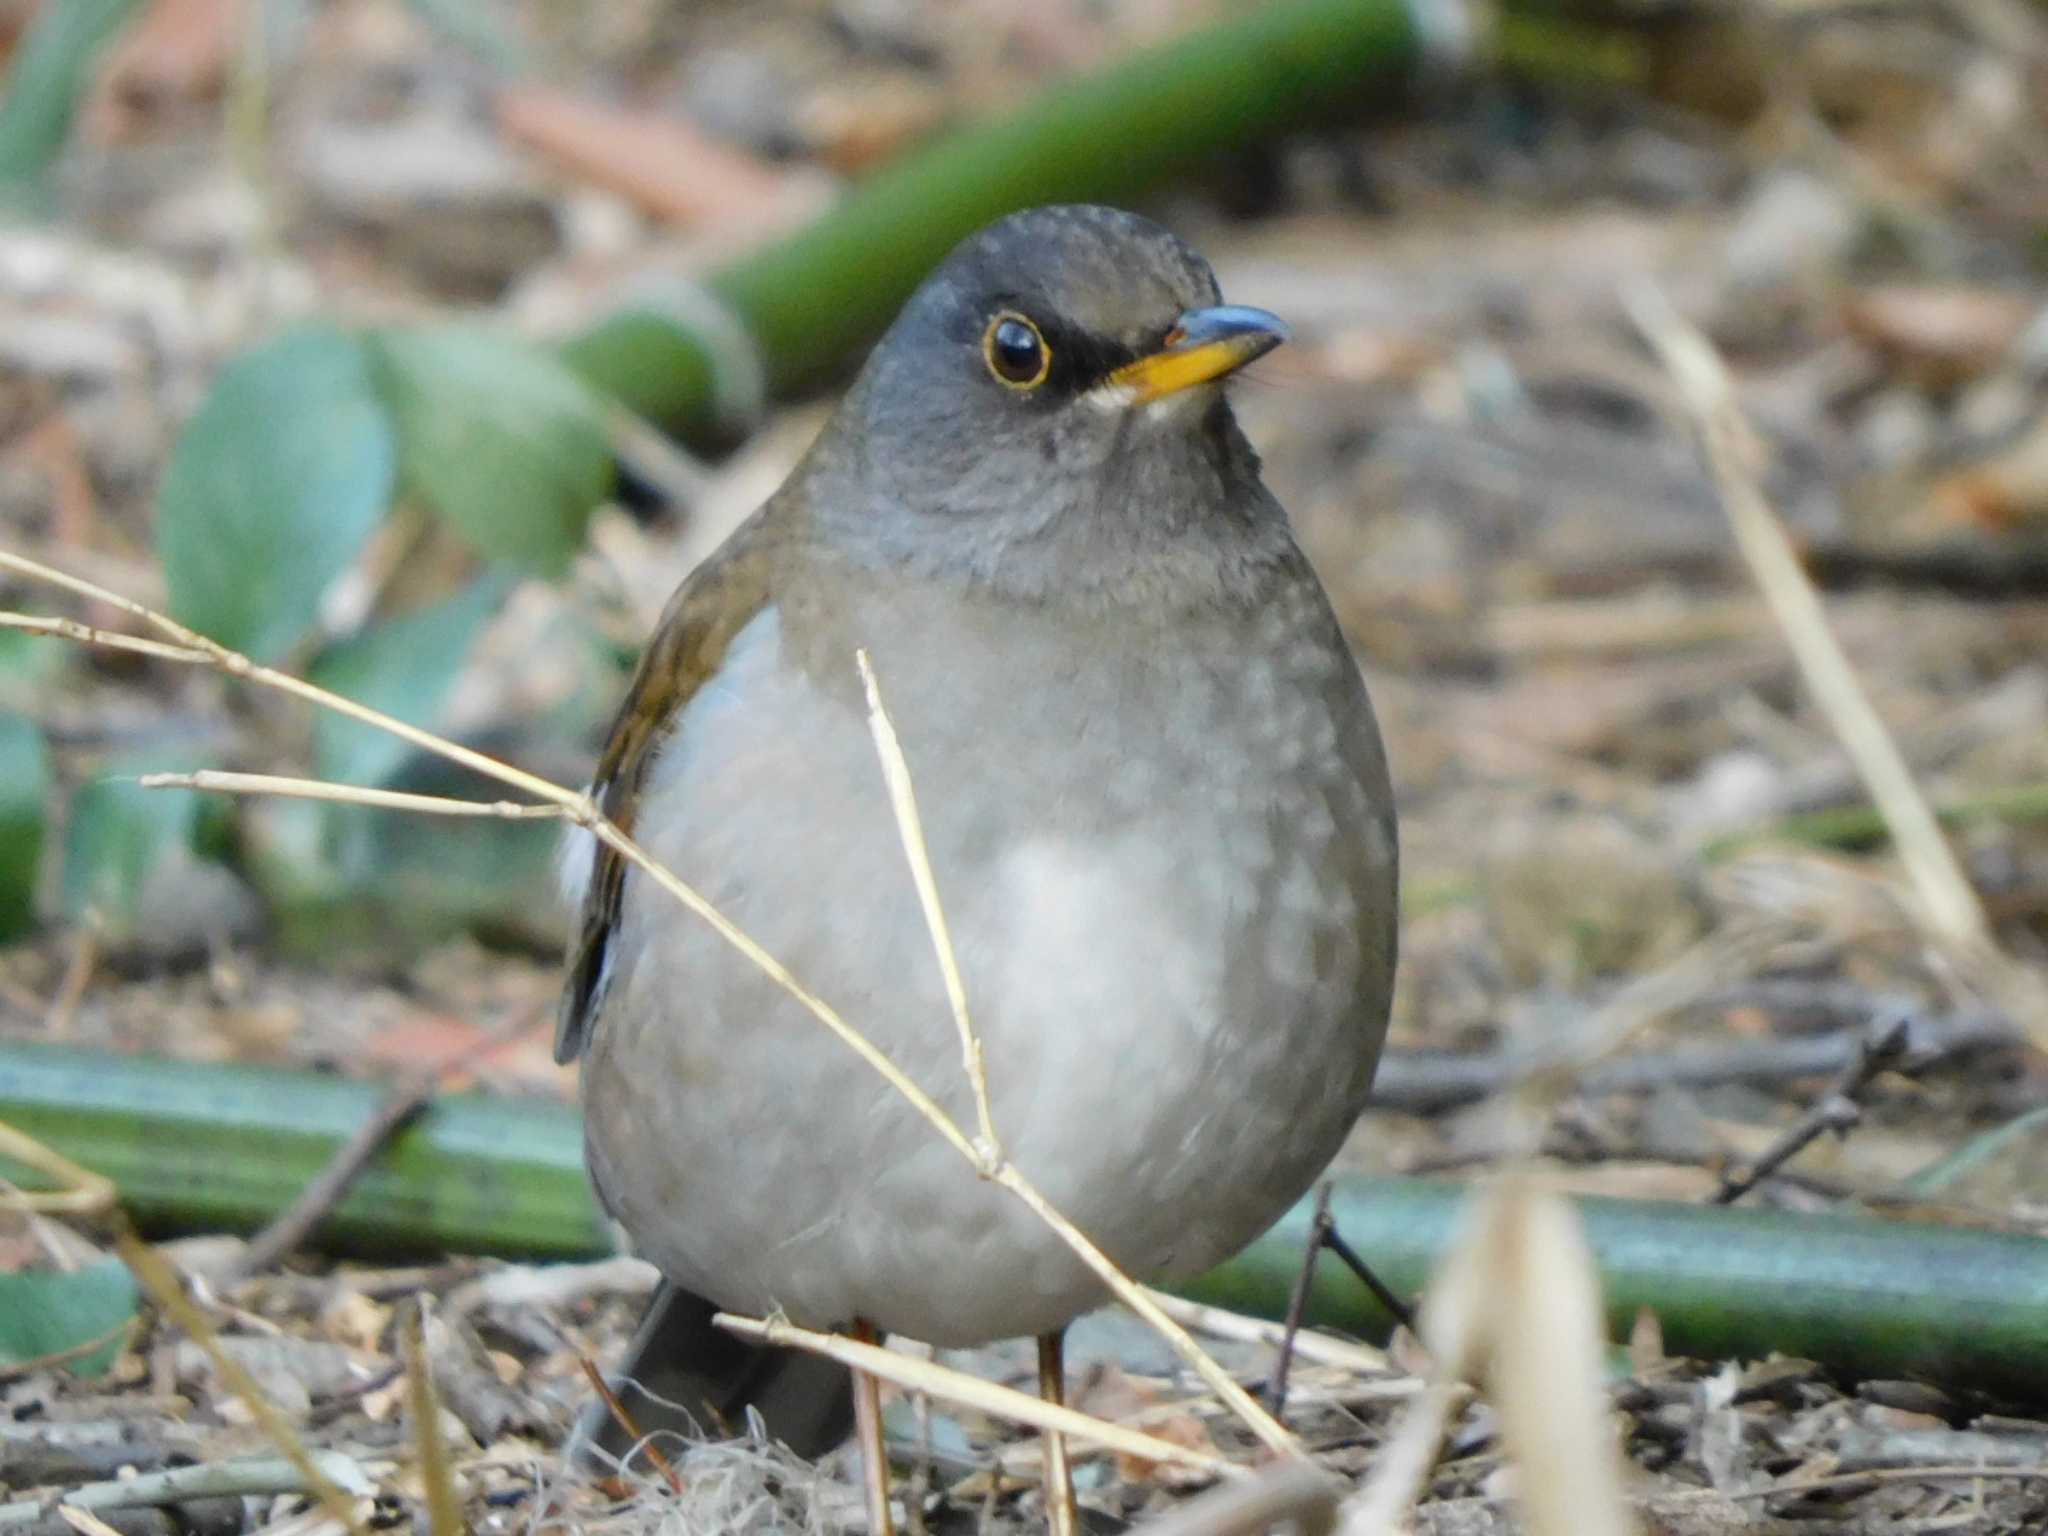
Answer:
983;312;1051;389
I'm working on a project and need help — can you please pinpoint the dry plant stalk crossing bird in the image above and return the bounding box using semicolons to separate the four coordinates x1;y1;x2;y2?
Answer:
557;204;1399;1533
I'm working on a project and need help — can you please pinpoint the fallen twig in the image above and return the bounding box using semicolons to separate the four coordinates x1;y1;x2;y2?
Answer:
1713;1013;1912;1204
0;1454;375;1528
230;1085;435;1280
1370;1007;2013;1113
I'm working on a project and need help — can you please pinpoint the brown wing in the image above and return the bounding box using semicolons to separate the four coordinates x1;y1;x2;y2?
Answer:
554;506;788;1063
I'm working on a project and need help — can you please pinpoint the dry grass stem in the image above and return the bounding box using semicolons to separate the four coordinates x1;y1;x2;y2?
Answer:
139;770;569;820
0;1117;116;1215
1475;1181;1639;1536
714;1312;1242;1480
0;611;209;665
1622;287;1988;951
986;1166;1299;1457
1139;1288;1393;1376
0;548;982;1171
114;1227;372;1536
858;649;1302;1459
1342;1178;1640;1536
1338;1380;1467;1536
0;550;569;805
4;547;1293;1460
400;1303;464;1536
54;1505;127;1536
857;648;997;1153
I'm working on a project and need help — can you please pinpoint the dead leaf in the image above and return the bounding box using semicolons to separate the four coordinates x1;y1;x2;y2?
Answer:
798;80;950;174
1840;286;2034;391
1932;412;2048;531
358;1011;570;1096
493;84;808;232
1068;1364;1223;1489
85;0;242;143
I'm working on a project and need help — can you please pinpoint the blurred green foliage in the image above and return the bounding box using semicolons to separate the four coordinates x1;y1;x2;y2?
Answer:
3;0;1447;961
157;326;397;663
371;327;616;578
0;0;144;201
0;1257;137;1378
0;713;48;940
59;751;206;934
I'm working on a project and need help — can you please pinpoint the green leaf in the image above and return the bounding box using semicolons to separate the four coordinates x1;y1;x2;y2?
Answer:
247;765;561;961
0;1258;138;1378
400;0;528;75
0;714;49;939
0;0;145;196
60;754;203;929
157;325;396;662
0;627;74;696
374;326;614;576
308;570;513;788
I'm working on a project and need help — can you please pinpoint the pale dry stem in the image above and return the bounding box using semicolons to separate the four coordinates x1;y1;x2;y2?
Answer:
857;649;996;1154
401;1302;464;1536
1621;291;2005;966
0;1117;116;1215
141;771;570;820
1140;1288;1393;1377
54;1505;128;1536
115;1227;372;1536
0;549;1293;1462
715;1313;1241;1480
857;647;1302;1460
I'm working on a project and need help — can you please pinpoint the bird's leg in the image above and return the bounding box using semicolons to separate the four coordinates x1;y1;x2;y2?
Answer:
851;1320;896;1536
1036;1329;1078;1536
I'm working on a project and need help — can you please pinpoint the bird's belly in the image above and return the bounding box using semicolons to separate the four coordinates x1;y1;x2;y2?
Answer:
577;614;1392;1345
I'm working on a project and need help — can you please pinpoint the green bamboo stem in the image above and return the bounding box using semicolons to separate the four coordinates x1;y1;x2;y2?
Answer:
5;1043;2045;1402
567;0;1654;441
1181;1180;2048;1406
562;0;1430;438
0;1044;603;1260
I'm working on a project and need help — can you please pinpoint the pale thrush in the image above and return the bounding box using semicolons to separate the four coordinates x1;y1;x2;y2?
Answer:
558;203;1399;1530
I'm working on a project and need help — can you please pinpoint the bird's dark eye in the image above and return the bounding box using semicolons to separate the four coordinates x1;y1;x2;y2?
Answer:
983;313;1050;389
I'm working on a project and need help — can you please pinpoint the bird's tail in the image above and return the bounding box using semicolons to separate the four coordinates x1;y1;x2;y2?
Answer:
569;1281;855;1469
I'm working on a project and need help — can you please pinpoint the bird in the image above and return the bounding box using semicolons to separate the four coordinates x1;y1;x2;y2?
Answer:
557;203;1399;1533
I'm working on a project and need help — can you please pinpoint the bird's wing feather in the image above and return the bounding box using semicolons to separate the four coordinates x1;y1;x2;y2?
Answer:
554;504;789;1064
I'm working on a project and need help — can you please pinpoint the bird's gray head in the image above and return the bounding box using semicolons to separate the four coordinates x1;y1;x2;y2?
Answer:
805;205;1298;606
